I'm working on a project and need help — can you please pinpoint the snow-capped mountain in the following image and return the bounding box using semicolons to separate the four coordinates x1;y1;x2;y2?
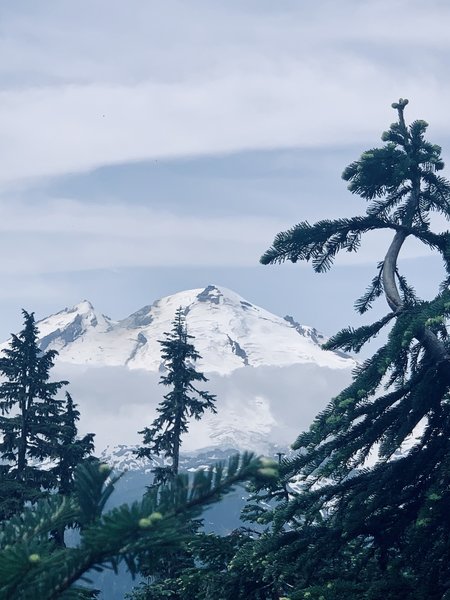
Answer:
11;285;352;375
0;286;355;456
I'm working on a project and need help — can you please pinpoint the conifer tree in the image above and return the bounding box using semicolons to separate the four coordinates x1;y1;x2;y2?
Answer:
0;310;68;516
0;311;94;525
136;307;216;482
254;99;450;597
52;393;95;497
50;392;95;546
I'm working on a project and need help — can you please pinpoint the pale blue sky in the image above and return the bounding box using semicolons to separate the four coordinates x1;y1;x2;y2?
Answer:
0;0;449;341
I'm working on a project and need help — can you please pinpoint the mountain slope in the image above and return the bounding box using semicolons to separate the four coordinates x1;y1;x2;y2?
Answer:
14;285;353;375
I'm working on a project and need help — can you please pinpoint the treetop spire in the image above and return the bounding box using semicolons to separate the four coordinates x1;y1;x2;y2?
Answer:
391;97;409;111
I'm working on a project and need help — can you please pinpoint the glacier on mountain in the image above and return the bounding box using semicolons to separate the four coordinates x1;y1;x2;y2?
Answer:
16;285;353;375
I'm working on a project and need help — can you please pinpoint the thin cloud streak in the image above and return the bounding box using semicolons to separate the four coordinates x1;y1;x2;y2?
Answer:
0;197;435;275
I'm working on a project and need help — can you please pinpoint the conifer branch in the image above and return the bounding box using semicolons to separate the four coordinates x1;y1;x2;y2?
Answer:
0;455;277;599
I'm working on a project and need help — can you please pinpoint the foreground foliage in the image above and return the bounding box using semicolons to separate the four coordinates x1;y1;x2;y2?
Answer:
0;454;273;599
256;99;450;598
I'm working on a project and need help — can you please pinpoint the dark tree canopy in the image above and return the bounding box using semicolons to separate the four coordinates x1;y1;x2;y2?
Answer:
51;392;95;497
0;311;94;523
0;311;68;516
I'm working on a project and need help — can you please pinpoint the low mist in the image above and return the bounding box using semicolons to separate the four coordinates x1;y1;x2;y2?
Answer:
53;363;353;454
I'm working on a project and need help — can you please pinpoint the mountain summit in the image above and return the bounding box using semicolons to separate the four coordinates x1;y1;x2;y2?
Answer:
11;285;352;375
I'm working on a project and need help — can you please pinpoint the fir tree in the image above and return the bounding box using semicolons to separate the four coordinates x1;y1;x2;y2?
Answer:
0;311;94;527
253;99;450;598
0;310;68;517
50;392;95;546
136;307;216;481
52;393;95;497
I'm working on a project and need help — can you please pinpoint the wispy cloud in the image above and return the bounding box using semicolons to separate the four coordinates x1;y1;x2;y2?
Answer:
0;197;291;272
0;195;435;276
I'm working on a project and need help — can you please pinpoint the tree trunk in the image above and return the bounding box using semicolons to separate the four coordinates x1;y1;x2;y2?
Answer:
172;416;181;476
382;179;450;378
382;230;406;312
17;392;28;480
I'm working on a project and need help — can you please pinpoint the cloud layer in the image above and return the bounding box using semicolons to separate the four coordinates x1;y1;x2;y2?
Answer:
1;1;450;183
0;194;437;276
53;362;353;453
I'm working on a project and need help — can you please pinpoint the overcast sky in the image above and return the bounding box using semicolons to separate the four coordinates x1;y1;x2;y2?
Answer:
1;0;450;340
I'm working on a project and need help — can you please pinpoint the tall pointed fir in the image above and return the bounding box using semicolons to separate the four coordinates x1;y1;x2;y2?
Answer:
0;310;94;522
253;99;450;598
136;307;216;482
0;311;68;517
